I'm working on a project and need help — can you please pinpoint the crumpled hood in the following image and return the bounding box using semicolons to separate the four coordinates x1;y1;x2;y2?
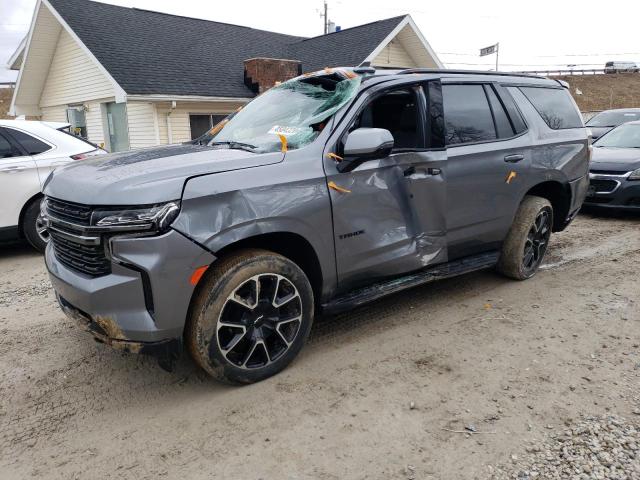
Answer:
44;144;284;204
591;147;640;172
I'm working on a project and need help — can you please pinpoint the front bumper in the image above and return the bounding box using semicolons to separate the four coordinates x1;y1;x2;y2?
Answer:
57;293;182;358
46;228;215;353
583;172;640;211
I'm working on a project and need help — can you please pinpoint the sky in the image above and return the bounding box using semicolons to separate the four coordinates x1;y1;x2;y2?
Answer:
2;0;640;83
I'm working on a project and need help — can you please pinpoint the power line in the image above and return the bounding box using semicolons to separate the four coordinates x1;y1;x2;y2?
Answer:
446;62;605;67
439;51;640;58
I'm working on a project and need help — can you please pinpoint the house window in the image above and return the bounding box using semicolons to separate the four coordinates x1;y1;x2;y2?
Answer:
190;114;227;140
67;106;87;138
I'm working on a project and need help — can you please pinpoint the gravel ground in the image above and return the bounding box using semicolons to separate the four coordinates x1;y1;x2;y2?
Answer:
493;414;640;479
0;211;639;479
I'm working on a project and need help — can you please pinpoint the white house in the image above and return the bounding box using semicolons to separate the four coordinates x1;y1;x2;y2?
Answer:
9;0;443;152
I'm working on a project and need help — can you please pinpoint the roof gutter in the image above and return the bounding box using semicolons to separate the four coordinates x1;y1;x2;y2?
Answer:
126;94;253;103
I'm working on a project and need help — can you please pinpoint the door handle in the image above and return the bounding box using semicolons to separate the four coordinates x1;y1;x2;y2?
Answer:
504;154;525;163
0;166;27;173
403;166;416;177
404;166;441;177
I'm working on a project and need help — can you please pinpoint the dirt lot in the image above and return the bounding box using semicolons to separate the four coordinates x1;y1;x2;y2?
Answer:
1;211;639;479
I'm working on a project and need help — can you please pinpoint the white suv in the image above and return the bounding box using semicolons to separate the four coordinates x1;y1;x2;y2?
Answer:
0;120;105;252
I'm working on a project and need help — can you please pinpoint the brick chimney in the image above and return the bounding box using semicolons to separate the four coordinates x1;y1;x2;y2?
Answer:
244;58;302;94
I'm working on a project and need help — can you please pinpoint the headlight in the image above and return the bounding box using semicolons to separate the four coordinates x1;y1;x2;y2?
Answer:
91;201;180;233
629;168;640;180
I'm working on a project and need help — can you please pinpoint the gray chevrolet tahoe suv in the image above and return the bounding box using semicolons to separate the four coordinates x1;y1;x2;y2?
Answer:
42;67;589;383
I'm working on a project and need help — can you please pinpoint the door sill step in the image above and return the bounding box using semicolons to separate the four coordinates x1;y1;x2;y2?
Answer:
322;251;500;315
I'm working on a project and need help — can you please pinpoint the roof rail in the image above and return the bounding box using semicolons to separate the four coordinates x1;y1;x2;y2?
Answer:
398;68;545;79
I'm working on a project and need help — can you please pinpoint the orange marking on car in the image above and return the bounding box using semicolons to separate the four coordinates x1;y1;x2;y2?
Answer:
208;119;228;136
506;171;517;184
327;152;343;162
278;134;288;153
328;181;351;193
190;266;209;286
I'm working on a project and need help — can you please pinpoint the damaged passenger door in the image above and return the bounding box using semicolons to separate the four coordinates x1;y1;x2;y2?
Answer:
324;80;448;293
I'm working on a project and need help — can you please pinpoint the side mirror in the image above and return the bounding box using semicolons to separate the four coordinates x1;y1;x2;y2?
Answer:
337;128;394;172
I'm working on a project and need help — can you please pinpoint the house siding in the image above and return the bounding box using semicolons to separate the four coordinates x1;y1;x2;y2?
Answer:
127;102;158;149
40;105;67;122
155;101;245;144
40;29;114;108
85;102;105;147
372;39;418;68
40;103;107;147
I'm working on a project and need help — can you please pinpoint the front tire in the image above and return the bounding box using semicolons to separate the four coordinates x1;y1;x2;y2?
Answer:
497;196;553;280
186;249;314;384
22;198;49;253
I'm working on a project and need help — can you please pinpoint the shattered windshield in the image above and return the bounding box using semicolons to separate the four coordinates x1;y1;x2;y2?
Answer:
193;72;361;153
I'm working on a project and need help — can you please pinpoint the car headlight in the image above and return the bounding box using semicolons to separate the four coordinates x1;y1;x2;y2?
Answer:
629;168;640;180
91;201;180;233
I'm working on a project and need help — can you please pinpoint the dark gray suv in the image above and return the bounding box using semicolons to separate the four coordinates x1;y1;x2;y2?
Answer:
42;67;589;383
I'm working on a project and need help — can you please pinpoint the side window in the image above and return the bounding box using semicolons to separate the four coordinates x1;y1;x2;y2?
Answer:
519;87;583;130
354;88;422;149
485;85;515;138
442;84;496;145
4;128;51;155
0;131;19;159
496;86;527;134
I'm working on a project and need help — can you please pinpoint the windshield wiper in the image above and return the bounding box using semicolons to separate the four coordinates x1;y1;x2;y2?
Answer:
208;141;257;151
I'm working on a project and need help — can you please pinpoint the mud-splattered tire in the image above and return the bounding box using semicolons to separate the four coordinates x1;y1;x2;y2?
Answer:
186;249;314;384
22;197;48;253
497;196;553;280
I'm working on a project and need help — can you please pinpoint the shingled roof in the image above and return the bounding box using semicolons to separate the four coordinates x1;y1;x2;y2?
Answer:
47;0;407;98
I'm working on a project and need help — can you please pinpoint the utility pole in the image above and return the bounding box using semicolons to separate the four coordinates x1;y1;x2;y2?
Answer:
323;1;328;34
495;42;499;72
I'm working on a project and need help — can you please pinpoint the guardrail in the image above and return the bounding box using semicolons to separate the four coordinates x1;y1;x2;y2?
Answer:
513;69;607;76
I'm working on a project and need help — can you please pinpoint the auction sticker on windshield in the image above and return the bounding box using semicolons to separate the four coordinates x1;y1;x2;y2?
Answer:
268;125;302;136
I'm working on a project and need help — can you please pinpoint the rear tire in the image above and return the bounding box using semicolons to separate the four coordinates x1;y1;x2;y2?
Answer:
22;198;48;253
185;249;314;384
497;196;553;280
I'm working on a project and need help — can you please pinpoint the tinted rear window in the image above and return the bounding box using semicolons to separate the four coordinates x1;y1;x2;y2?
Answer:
4;128;51;155
497;87;527;134
519;87;583;130
442;84;496;145
0;132;18;159
485;85;514;138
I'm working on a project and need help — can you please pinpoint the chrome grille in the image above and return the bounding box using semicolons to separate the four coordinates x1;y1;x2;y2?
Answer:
45;197;111;277
49;230;111;277
589;179;619;194
46;197;92;226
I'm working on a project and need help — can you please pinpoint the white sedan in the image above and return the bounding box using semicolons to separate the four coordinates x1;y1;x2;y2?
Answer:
0;120;105;252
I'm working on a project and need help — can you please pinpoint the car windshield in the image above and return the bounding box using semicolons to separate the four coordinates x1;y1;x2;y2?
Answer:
594;123;640;148
193;72;361;153
586;111;640;127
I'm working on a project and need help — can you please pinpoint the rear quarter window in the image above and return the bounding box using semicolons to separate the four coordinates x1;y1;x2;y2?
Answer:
4;128;52;155
519;87;583;130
